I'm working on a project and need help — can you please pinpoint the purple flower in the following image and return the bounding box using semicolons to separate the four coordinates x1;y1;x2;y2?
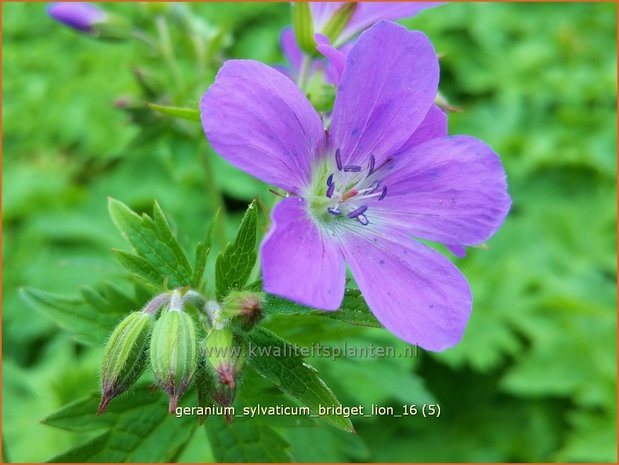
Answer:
201;22;511;351
47;2;106;33
278;2;442;85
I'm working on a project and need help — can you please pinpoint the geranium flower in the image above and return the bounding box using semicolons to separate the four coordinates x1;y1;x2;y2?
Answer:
277;2;442;85
201;21;511;351
47;2;106;33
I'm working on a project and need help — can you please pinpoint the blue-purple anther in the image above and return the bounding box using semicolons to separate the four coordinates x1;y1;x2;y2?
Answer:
48;2;106;33
322;148;390;225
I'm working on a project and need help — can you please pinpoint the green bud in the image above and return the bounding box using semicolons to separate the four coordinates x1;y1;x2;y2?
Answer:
292;2;316;55
150;309;198;413
99;312;154;414
222;291;263;331
204;328;246;390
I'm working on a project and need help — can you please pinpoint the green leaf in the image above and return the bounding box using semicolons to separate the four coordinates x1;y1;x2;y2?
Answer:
193;210;218;289
206;416;292;462
215;200;258;300
108;198;193;290
43;385;196;462
247;327;354;432
292;2;316;55
264;289;382;328
146;103;201;122
322;3;357;44
20;284;133;346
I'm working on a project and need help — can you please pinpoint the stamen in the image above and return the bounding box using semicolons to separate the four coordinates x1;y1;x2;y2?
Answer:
327;207;341;216
368;155;375;176
343;165;362;172
341;188;358;202
326;173;334;187
368;180;381;194
378;186;387;201
326;183;335;198
347;205;368;219
335;148;342;171
357;214;369;225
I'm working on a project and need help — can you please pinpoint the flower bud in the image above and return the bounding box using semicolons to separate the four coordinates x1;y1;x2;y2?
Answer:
222;291;263;331
204;328;246;390
149;309;198;413
48;2;131;41
98;311;154;414
48;2;106;33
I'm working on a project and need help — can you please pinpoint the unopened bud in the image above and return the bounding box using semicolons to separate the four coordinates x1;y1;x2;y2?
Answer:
204;328;246;390
47;2;130;41
98;311;154;414
222;291;263;331
150;309;198;413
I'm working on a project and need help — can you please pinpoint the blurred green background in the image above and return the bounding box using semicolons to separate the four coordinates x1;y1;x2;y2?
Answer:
2;2;617;463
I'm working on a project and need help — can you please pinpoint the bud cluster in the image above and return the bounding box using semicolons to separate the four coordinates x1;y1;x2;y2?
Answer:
98;288;263;420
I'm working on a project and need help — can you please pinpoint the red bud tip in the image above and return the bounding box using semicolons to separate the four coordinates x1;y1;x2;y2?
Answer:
168;394;179;414
97;395;111;415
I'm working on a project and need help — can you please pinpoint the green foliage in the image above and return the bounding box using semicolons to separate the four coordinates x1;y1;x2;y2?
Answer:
43;386;197;462
4;2;616;463
21;284;138;345
206;416;292;462
265;289;381;328
215;200;258;300
109;198;193;290
248;327;354;433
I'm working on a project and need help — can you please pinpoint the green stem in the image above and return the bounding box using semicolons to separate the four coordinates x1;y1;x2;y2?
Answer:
297;55;312;93
200;147;228;248
156;15;183;103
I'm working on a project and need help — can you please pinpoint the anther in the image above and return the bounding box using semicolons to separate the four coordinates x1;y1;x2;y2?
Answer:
326;173;334;187
357;214;369;225
378;186;387;201
326;183;335;198
343;165;362;172
347;205;368;219
368;155;375;176
335;149;342;171
327;207;341;216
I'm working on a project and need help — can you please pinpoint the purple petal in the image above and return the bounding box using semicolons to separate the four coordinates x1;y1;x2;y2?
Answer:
280;28;303;74
374;135;511;245
446;244;467;258
394;105;448;156
339;226;472;351
201;60;325;193
47;2;105;32
330;22;439;168
337;3;445;45
315;33;346;86
261;198;346;310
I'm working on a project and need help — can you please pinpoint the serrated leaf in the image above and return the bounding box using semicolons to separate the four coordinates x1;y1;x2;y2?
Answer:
112;249;162;291
247;327;354;432
215;200;257;300
44;385;196;462
193;210;218;289
20;285;132;345
146;102;201;122
108;198;192;290
206;416;292;462
264;289;381;328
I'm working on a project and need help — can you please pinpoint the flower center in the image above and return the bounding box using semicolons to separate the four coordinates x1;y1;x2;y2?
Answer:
307;149;389;226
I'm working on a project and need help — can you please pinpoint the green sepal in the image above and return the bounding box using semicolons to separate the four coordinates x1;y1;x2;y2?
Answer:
321;3;357;43
150;310;198;412
292;2;316;55
99;312;154;414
